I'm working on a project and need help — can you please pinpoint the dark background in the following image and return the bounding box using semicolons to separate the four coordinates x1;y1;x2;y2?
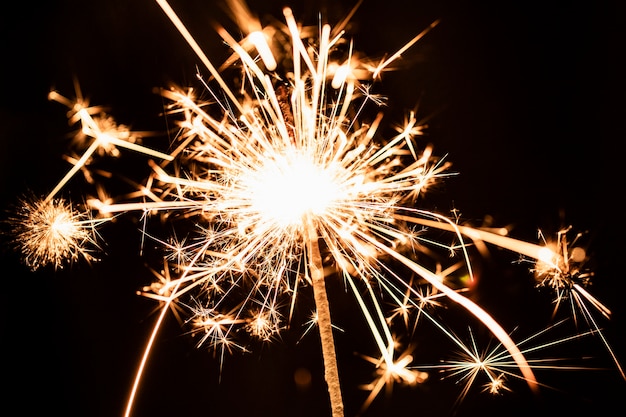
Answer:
1;1;625;416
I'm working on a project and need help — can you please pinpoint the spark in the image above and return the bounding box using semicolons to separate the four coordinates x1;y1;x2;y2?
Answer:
190;305;248;354
534;227;602;319
9;195;108;270
359;343;428;414
386;277;448;330
403;217;625;380
533;227;625;379
421;321;601;409
45;90;173;205
246;308;283;341
299;310;345;344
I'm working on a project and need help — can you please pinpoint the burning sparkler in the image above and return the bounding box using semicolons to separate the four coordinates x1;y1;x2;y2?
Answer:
6;0;624;416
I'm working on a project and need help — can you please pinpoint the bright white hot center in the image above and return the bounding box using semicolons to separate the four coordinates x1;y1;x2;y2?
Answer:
245;150;340;228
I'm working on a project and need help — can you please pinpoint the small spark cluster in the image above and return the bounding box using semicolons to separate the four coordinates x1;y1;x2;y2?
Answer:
6;0;624;416
534;227;596;313
9;196;104;270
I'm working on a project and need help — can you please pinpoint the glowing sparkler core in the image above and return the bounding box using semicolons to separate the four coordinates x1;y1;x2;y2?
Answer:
238;148;342;230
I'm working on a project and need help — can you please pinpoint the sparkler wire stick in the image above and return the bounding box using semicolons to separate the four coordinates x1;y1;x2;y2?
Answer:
305;216;344;417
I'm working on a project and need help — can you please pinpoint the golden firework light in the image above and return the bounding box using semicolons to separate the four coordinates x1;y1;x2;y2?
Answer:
2;1;624;416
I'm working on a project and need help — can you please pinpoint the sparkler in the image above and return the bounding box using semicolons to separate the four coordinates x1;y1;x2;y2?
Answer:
6;0;624;416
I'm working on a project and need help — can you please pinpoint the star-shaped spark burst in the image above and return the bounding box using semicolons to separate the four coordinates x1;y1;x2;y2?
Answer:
534;227;600;320
359;343;428;414
9;195;108;270
532;227;625;379
419;320;604;412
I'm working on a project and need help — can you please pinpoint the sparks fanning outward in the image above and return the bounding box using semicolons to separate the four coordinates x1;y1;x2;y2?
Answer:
8;195;108;270
7;0;624;416
418;319;603;410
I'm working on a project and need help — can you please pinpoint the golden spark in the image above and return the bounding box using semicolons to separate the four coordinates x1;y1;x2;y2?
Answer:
359;343;428;413
533;227;625;379
421;321;601;410
9;195;108;270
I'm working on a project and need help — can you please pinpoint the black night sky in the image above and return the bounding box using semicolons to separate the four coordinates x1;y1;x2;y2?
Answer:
1;1;625;417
